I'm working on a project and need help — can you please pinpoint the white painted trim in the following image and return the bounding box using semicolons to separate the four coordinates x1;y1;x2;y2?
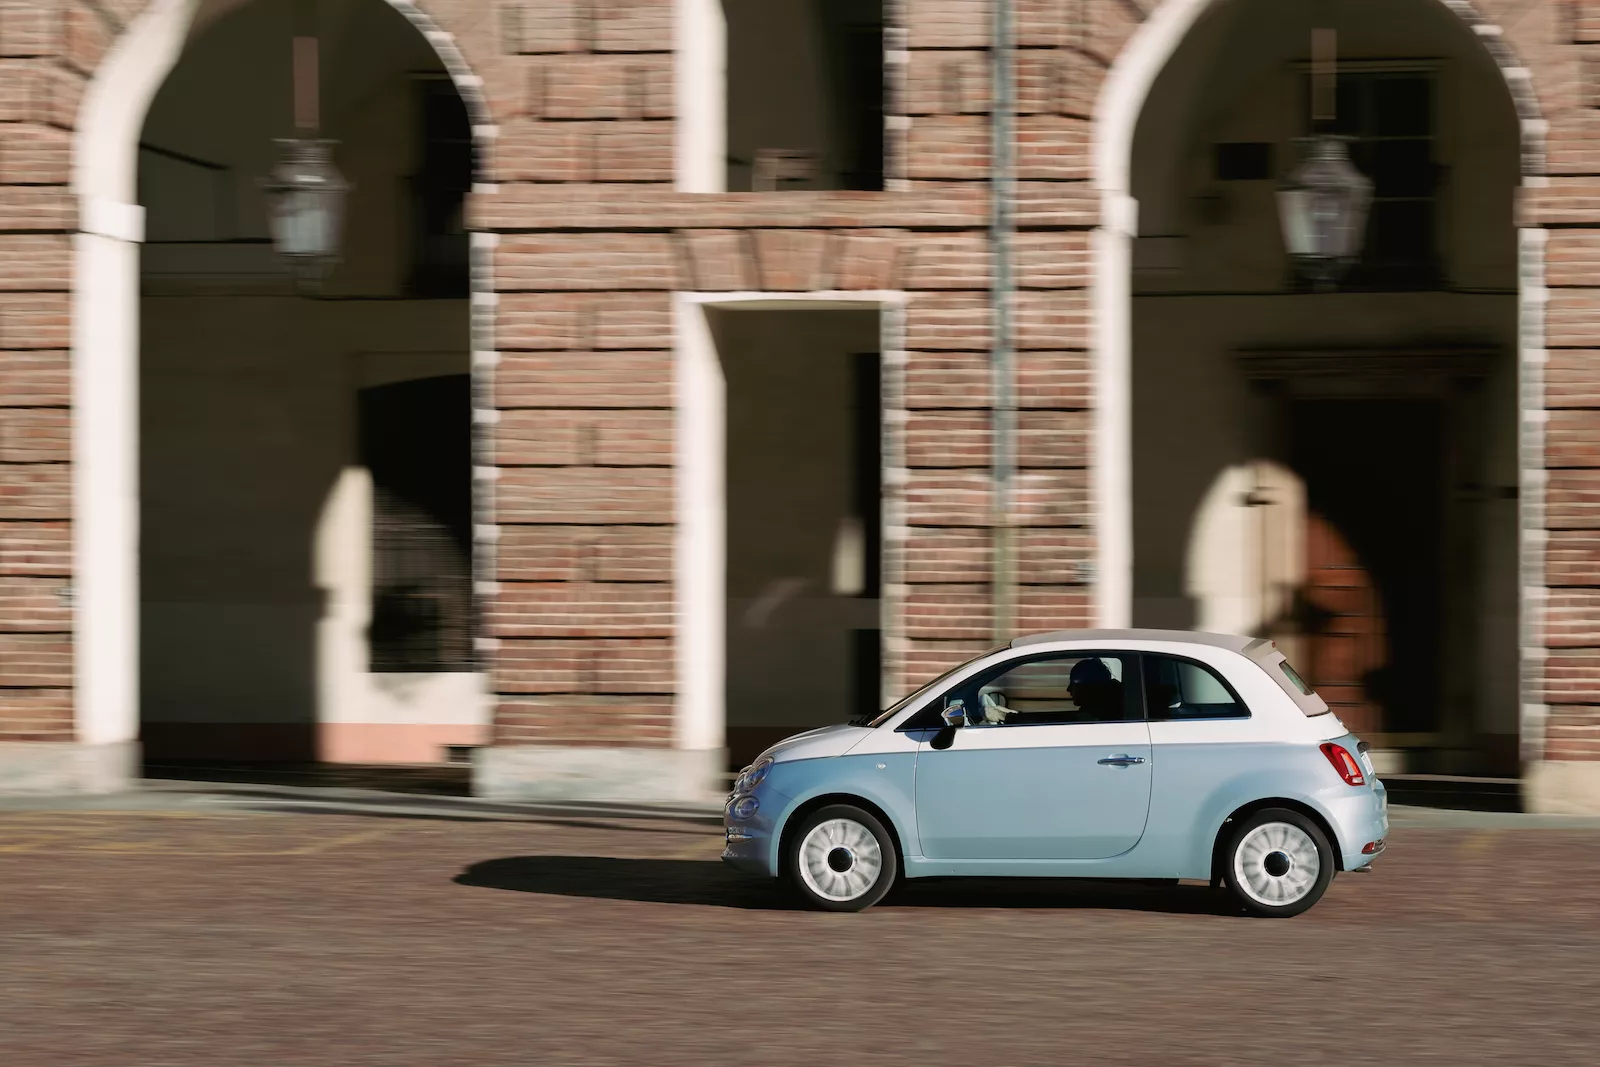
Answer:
69;0;201;749
879;300;909;710
1090;0;1219;630
1091;226;1132;628
70;233;141;748
674;0;726;193
674;294;726;752
79;198;145;243
74;0;200;206
1093;0;1214;204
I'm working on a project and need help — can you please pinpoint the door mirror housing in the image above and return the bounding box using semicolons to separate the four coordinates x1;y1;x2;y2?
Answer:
941;700;967;728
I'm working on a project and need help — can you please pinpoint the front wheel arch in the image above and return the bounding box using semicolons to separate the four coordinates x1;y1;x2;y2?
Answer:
777;793;907;879
1209;797;1342;886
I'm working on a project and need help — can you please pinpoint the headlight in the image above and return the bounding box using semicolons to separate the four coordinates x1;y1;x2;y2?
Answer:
744;757;773;790
734;756;774;795
731;795;759;820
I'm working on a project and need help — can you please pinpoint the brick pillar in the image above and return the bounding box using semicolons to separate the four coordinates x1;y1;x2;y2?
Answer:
0;1;126;791
1535;217;1600;806
470;0;711;801
893;0;1101;692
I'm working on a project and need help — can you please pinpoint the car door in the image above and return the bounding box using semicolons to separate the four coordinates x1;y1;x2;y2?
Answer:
911;650;1153;861
1142;651;1263;800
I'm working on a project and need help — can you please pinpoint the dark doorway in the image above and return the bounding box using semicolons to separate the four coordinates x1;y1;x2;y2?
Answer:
1289;399;1445;737
715;310;882;769
358;375;474;673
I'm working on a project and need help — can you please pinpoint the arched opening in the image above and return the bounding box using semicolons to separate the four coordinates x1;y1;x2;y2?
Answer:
74;0;485;778
1124;0;1523;775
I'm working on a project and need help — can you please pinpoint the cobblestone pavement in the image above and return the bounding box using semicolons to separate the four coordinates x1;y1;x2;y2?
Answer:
3;809;1598;1066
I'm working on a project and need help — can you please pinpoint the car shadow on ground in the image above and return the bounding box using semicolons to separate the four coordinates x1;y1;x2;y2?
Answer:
454;856;1242;915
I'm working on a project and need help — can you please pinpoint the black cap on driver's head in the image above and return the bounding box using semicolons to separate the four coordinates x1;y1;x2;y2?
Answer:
1069;658;1113;688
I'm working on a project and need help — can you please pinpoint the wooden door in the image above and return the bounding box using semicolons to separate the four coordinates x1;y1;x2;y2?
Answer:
1302;513;1386;735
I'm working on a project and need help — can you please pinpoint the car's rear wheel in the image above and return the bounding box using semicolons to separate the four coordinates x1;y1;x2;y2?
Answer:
785;805;897;912
1222;808;1334;918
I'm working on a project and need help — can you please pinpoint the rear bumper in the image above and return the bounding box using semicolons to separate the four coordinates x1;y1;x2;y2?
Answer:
1325;778;1390;872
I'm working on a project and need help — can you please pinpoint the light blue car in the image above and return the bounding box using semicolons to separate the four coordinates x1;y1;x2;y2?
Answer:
723;629;1388;917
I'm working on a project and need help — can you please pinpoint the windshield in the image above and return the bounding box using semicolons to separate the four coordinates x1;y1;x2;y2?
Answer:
851;644;1009;728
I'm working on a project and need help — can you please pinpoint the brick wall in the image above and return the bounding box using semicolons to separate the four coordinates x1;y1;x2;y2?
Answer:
0;0;94;741
1525;0;1600;760
2;0;1595;765
470;0;1095;740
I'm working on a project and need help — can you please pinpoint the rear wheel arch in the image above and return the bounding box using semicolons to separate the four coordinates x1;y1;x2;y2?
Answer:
1209;797;1343;885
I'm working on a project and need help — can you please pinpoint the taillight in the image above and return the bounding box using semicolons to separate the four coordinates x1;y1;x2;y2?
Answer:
1320;742;1366;786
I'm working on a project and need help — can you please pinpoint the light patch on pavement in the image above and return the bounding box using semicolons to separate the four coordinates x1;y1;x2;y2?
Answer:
0;812;404;856
662;836;728;861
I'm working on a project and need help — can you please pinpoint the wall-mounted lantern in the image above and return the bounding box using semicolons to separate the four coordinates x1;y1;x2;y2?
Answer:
261;7;347;288
263;138;347;282
1277;27;1371;289
1277;135;1372;288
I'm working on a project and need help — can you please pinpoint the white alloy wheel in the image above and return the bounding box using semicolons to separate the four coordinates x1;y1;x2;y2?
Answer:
1222;808;1335;918
1233;822;1320;906
786;804;898;912
799;818;883;902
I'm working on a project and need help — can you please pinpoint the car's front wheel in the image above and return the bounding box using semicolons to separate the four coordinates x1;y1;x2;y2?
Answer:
1222;808;1335;918
785;805;898;912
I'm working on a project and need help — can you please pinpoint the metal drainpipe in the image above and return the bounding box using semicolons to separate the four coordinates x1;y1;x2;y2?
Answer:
991;0;1016;642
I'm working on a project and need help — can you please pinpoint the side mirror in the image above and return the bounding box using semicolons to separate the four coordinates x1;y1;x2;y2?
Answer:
941;700;967;728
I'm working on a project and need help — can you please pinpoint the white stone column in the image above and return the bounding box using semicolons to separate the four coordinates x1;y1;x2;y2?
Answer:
46;0;198;792
674;0;726;193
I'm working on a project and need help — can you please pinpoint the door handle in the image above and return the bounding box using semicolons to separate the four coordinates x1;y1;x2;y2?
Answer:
1097;754;1146;766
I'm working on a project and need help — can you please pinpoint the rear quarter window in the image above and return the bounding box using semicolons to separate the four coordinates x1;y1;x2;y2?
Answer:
1142;654;1249;721
1242;640;1330;716
1278;660;1314;695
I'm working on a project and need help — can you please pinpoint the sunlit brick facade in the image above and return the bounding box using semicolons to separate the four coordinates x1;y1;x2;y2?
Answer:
1;0;1598;809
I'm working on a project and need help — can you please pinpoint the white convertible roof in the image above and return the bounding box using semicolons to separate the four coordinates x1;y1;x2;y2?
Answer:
1012;628;1258;653
1011;628;1329;716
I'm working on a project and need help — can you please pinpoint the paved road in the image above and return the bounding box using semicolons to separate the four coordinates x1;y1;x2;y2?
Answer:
3;808;1597;1066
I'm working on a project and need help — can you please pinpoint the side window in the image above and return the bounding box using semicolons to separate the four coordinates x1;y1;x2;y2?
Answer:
964;653;1138;726
1142;655;1248;721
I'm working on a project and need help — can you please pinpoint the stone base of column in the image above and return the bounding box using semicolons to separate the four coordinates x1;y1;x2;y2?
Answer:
472;745;727;805
0;741;140;795
1525;760;1600;815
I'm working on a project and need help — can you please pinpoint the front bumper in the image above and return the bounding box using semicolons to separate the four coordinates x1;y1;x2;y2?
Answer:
720;790;781;877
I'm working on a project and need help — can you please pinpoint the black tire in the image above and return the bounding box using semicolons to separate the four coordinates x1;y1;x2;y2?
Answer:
784;804;898;912
1221;807;1335;918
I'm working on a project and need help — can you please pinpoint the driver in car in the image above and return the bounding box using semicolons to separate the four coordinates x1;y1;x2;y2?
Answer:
1066;657;1124;720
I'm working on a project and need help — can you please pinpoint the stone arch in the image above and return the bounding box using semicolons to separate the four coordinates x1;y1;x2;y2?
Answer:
69;0;496;769
1090;0;1549;759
